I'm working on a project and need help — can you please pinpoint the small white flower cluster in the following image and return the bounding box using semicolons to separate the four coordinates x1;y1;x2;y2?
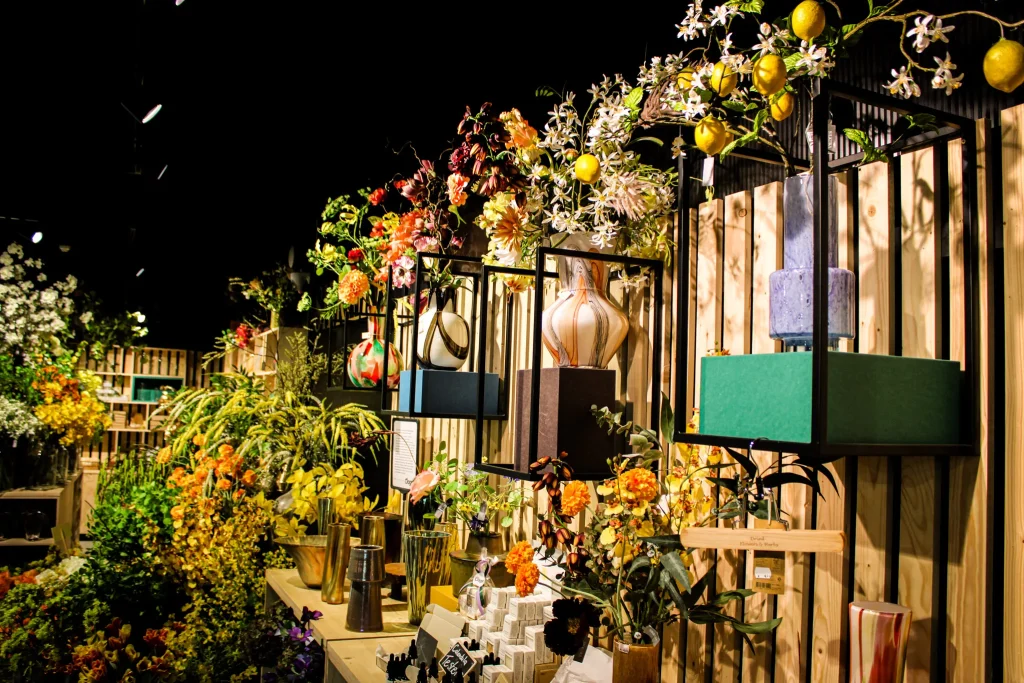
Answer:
906;15;954;54
885;66;922;99
0;242;76;360
0;395;43;446
931;52;963;95
793;41;835;78
753;22;793;58
536;78;675;252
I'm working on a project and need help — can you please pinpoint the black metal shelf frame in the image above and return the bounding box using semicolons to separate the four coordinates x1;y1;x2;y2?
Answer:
322;303;387;393
670;79;983;460
472;248;664;480
378;252;516;420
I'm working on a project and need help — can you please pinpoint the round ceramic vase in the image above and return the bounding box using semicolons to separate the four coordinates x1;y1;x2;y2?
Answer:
416;287;470;370
347;318;402;388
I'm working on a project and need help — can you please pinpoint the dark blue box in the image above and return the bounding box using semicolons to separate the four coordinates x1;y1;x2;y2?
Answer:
398;369;500;416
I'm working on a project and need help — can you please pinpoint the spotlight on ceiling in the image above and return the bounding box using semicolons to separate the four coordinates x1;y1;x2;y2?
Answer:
141;104;163;124
136;268;145;277
175;0;185;5
31;232;43;244
157;164;168;180
59;245;71;253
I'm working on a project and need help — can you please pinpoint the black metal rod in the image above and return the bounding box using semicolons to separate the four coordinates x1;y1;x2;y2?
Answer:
379;274;394;410
651;261;664;438
474;266;489;468
673;151;691;443
810;81;831;451
528;252;545;471
826;81;975;132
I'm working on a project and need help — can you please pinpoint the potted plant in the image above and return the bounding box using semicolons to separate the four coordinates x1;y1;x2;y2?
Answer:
421;441;528;590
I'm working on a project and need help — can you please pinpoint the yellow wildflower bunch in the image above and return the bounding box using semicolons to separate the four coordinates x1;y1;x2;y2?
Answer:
33;368;111;446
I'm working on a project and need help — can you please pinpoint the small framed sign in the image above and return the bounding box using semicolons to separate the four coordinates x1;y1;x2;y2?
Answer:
391;418;419;493
439;642;474;679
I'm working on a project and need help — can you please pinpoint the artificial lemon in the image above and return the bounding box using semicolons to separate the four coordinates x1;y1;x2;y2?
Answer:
792;1;826;41
983;39;1024;93
574;153;601;184
676;67;696;92
752;54;788;96
710;62;737;97
770;91;795;121
695;118;729;156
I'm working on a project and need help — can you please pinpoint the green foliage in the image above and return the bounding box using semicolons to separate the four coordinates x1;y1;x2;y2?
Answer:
843;128;889;165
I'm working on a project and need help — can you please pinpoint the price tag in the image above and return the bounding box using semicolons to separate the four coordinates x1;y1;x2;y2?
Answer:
439;642;474;679
752;518;786;595
702;157;715;186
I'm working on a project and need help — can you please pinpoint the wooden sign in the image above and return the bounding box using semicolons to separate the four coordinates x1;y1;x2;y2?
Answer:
678;527;846;553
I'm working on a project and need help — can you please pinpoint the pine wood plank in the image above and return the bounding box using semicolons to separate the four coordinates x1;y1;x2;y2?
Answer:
685;208;699;422
774;480;810;683
1002;103;1024;682
693;199;724;409
743;181;783;683
898;147;938;683
945;125;990;683
812;171;853;683
854;161;892;603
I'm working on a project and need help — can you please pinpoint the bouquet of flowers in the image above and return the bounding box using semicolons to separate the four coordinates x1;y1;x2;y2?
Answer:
230;264;299;324
0;242;77;361
477;80;676;282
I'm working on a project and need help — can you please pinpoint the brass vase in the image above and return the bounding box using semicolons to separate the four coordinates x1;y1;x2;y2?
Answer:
612;638;661;683
275;536;328;588
403;530;451;625
435;521;458;585
321;523;352;605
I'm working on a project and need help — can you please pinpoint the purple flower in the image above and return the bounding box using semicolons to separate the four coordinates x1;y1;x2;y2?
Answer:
288;626;304;641
301;607;323;623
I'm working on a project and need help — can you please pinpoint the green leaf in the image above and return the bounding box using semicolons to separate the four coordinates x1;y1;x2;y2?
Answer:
712;589;755;606
723;447;760;479
783;52;803;73
631;136;665;147
721;100;748;113
843;128;889;165
624;87;644;110
728;616;783;634
660;393;675;443
658;569;688;612
761;471;821;498
707;476;740;494
660;550;693;595
726;0;763;12
501;516;513;528
535;86;558;98
903;113;939;133
645;535;686;551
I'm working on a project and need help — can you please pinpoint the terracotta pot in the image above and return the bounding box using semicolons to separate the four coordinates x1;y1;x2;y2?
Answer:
416;287;470;370
612;637;660;683
541;232;629;369
451;532;513;591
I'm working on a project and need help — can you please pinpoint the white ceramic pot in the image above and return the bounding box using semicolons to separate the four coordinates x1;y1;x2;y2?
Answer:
416;287;470;370
541;232;629;369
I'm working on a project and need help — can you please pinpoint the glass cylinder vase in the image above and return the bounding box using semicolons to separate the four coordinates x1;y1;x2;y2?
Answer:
403;530;451;625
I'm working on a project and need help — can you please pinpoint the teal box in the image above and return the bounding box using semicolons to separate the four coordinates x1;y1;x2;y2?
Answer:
398;369;500;417
699;352;962;444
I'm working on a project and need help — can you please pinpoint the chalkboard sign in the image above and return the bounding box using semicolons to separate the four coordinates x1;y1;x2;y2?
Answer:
414;627;437;667
439;642;474;679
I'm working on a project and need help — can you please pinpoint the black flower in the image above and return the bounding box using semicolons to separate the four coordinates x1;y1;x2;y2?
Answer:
543;597;602;656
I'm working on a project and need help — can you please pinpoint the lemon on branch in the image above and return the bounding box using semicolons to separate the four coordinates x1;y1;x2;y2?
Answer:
753;55;788;96
792;1;826;42
770;91;795;121
695;118;730;156
984;39;1024;93
710;62;737;97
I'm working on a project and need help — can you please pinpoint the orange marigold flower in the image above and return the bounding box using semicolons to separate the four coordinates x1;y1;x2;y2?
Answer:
560;481;591;517
156;447;172;465
192;434;207;447
505;540;534;575
338;270;370;305
216;478;232;491
241;469;257;487
194;467;209;482
618;467;659;503
515;561;540;597
170;505;185;521
218;443;234;457
195;449;207;462
233;489;246;501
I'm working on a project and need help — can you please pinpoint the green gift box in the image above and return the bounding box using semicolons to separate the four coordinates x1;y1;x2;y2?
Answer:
699;352;962;445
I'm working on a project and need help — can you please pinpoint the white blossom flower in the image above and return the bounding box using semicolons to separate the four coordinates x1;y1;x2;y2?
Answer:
80;311;94;325
671;137;686;159
676;2;708;41
709;4;741;28
907;15;954;53
885;66;922;98
721;32;734;54
931;52;963;95
795;41;835;77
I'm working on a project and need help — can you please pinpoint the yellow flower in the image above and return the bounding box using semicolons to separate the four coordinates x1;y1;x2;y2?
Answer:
604;503;624;516
599;526;617;547
596;481;616;497
156;447;172;464
560;481;590;518
637;520;655;537
321;243;338;262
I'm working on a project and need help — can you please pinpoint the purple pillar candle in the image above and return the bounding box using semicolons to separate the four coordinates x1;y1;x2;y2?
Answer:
769;173;856;347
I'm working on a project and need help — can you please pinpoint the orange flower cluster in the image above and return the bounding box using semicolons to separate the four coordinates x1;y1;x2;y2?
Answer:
384;211;422;264
617;467;659;504
0;569;37;600
32;365;81;403
167;441;256;503
338;270;370;305
505;540;540;597
499;109;539;150
560;481;591;517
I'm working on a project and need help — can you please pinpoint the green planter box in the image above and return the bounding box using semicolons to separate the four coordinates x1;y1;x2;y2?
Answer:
699;352;962;445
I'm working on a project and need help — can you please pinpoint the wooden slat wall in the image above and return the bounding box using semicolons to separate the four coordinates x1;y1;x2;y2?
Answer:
427;107;1009;681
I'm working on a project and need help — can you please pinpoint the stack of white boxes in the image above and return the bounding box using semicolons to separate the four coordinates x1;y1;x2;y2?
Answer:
471;586;556;683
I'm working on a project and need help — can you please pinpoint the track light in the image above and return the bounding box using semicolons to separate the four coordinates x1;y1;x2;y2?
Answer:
31;232;42;244
121;102;164;125
157;164;168;180
136;268;145;277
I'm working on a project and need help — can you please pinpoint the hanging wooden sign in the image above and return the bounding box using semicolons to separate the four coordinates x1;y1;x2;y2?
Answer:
678;527;846;553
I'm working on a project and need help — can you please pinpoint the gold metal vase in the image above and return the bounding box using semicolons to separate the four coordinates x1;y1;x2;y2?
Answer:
403;530;451;625
435;521;458;586
321;522;352;605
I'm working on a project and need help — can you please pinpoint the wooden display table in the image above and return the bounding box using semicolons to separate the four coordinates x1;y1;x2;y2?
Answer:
264;568;417;683
327;639;400;683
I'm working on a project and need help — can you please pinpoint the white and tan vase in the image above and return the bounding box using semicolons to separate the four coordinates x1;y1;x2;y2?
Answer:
849;601;912;682
541;232;629;369
416;287;470;370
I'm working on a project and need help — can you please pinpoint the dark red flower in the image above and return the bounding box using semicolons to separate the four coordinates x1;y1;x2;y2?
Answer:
368;187;387;206
348;248;364;262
